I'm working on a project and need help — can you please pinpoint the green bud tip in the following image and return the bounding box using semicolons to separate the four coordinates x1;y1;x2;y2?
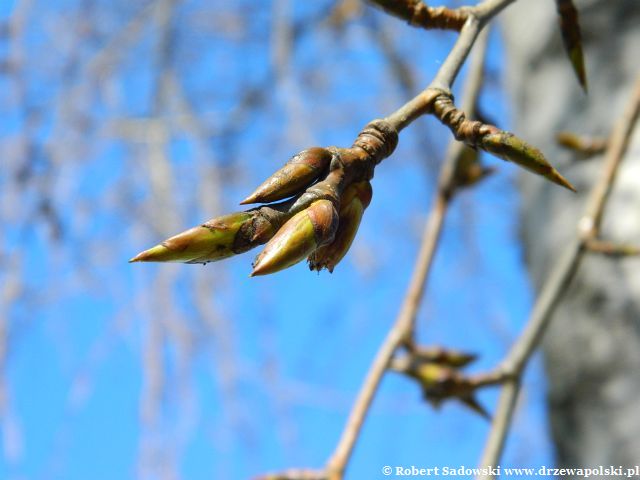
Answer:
129;212;253;264
482;132;576;192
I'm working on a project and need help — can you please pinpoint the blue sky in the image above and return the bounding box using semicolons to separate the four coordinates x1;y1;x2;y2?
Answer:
0;1;555;479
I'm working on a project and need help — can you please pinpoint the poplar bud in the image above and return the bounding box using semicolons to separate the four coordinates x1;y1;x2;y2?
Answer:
390;348;489;419
129;210;276;264
241;147;333;205
481;132;576;192
251;199;338;276
453;146;495;189
308;181;372;273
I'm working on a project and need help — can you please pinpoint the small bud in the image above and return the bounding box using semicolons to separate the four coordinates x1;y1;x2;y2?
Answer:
413;363;489;418
453;146;495;189
251;200;338;276
241;147;333;205
556;131;607;156
308;181;372;273
130;211;275;264
458;396;491;420
481;132;576;192
411;345;477;368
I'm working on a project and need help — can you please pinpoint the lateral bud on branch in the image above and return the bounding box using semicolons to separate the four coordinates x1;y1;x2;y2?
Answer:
390;345;490;419
452;145;495;190
430;91;576;192
555;0;587;92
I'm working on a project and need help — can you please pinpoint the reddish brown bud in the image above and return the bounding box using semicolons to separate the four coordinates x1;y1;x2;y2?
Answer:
556;0;587;92
241;147;333;205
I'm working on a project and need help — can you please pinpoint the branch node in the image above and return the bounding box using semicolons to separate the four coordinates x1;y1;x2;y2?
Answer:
352;119;399;164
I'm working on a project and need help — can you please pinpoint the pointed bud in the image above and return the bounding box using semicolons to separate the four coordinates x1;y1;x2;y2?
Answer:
130;210;276;264
459;395;491;420
308;181;372;273
241;147;333;205
453;146;495;189
413;363;489;418
251;200;338;276
412;346;477;368
556;0;587;92
391;349;488;418
481;132;576;192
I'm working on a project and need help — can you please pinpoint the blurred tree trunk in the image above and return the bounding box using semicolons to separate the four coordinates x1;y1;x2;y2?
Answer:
502;0;640;473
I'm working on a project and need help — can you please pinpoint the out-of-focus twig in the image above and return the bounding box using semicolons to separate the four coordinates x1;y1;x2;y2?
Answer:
478;75;640;478
556;131;607;156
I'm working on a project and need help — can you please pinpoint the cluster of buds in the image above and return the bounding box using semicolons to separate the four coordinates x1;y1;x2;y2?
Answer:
130;94;575;275
130;120;398;276
390;345;492;419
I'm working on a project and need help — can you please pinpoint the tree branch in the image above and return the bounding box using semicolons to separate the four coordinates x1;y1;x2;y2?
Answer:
478;74;640;478
324;27;491;480
384;0;516;132
584;239;640;257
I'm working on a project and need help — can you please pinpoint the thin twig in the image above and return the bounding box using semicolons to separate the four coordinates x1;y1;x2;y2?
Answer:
384;0;515;131
325;27;491;480
478;75;640;478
